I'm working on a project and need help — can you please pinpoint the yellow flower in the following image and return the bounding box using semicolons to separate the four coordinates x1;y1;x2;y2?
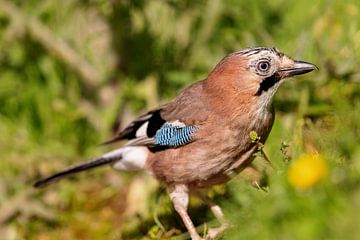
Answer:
288;154;328;190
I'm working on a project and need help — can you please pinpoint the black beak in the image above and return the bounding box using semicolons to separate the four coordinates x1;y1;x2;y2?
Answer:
278;60;318;77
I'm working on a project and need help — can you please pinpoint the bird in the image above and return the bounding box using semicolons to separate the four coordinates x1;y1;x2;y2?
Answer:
34;47;317;240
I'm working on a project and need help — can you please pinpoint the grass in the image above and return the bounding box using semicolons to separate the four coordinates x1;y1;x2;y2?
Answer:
0;0;360;239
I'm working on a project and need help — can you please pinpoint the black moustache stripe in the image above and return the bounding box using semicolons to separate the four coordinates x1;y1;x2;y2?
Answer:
255;73;281;96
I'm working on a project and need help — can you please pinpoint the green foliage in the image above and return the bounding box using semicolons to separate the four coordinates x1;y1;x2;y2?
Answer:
0;0;360;239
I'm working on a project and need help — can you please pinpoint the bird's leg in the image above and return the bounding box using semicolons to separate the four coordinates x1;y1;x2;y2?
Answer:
168;184;202;240
194;190;228;239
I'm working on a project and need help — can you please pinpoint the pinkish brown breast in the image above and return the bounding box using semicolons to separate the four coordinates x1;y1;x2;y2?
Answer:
146;106;274;188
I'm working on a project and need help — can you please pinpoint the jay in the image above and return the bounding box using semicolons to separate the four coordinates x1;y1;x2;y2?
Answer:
34;47;317;240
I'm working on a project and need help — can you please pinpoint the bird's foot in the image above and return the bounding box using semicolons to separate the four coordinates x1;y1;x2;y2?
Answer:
204;225;227;239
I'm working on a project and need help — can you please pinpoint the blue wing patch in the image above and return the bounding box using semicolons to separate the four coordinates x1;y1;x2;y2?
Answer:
154;122;197;147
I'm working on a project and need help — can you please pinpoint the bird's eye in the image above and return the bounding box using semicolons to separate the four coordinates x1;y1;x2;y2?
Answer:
257;61;270;72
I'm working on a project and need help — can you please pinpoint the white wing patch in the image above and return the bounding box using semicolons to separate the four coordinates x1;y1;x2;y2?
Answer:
111;146;148;171
169;120;186;128
135;121;149;137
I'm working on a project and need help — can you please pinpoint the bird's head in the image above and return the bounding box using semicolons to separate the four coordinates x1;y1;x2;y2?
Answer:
205;47;317;111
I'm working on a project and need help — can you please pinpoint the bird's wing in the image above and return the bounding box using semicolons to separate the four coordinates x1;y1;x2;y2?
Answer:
102;81;210;148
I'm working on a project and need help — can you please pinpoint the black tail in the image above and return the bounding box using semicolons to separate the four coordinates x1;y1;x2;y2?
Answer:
33;150;123;188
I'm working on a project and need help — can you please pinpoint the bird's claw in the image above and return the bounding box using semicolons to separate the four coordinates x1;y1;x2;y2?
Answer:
204;225;227;239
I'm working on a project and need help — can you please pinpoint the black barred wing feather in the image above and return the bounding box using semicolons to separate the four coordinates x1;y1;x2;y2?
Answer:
154;122;197;147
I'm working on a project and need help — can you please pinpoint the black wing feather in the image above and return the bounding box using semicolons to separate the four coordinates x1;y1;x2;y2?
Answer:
146;110;166;137
101;109;166;145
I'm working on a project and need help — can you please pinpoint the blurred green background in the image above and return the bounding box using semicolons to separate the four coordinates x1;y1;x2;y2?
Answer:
1;0;360;239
